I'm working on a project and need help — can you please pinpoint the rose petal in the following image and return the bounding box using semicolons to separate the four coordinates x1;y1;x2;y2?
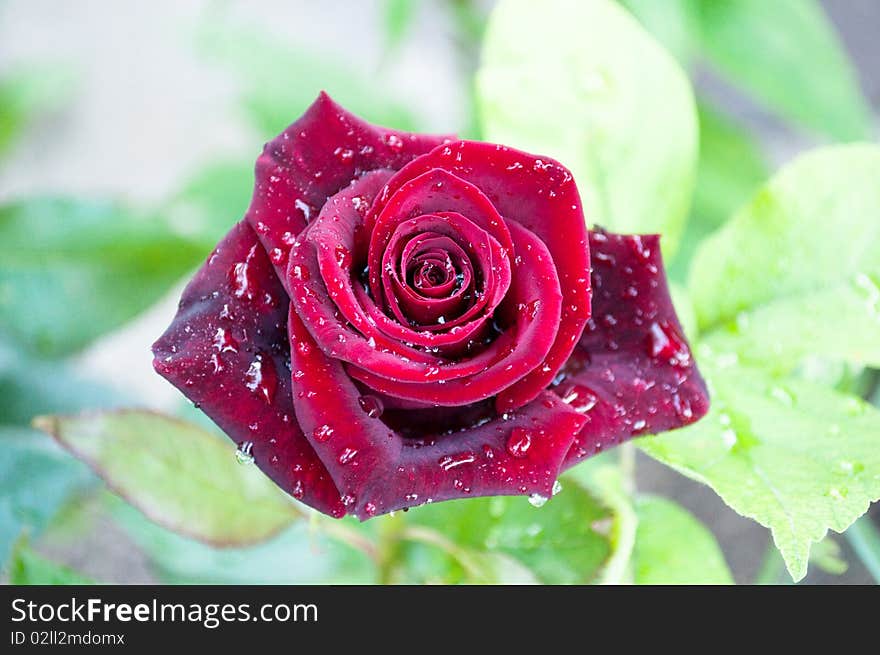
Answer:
288;309;585;518
367;167;514;303
380;212;510;329
377;141;591;410
556;230;710;468
247;92;452;284
346;219;562;406
152;221;346;517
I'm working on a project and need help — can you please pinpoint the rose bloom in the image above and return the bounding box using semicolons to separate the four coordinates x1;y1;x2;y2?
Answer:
153;93;708;519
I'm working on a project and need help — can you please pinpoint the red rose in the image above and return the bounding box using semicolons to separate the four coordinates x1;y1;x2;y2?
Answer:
153;93;708;519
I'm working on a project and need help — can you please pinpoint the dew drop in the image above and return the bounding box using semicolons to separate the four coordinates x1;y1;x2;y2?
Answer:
560;384;598;413
338;447;358;465
438;451;476;471
528;493;549;508
313;424;334;443
245;353;277;404
506;428;532;458
269;247;285;264
647;321;691;367
228;245;258;300
212;327;238;353
358;394;384;418
294;198;311;221
384;133;404;150
235;441;254;464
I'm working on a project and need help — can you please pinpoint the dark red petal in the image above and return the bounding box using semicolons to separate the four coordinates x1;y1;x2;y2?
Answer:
380;212;510;329
288;180;502;383
288;309;585;518
346;219;562;406
247;92;453;285
366;167;514;302
377;141;591;410
152;221;346;517
558;231;710;468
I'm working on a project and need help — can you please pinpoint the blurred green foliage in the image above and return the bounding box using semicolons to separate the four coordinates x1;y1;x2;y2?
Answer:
0;65;76;158
0;198;206;358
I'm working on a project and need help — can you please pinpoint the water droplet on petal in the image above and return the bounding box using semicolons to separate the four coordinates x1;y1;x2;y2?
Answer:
647;321;691;367
560;384;598;413
245;353;277;404
438;451;476;471
338;447;358;465
357;395;384;418
228;245;258;300
313;424;334;443
235;441;254;464
506;428;532;458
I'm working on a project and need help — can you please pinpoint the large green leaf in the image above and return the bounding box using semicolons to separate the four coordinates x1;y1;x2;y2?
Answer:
640;357;880;582
405;480;614;584
690;145;880;372
633;495;733;584
671;103;768;281
618;0;697;62
34;410;300;546
0;428;92;563
477;0;697;255
0;198;206;357
8;542;95;585
691;0;871;141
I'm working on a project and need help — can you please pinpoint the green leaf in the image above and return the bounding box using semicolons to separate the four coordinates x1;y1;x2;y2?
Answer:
808;536;848;576
567;460;638;583
0;65;76;158
691;0;871;141
404;480;614;584
618;0;697;62
198;24;421;138
34;410;300;547
382;0;419;52
477;0;697;255
640;357;880;582
0;340;123;426
111;498;373;584
0;198;206;357
690;145;880;372
691;105;768;231
670;103;768;281
164;160;255;246
8;542;95;585
633;495;733;584
0;428;92;563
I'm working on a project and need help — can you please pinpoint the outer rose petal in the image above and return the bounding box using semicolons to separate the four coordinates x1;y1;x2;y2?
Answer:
557;231;710;468
152;221;346;517
375;141;591;410
247;92;452;285
289;309;586;519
